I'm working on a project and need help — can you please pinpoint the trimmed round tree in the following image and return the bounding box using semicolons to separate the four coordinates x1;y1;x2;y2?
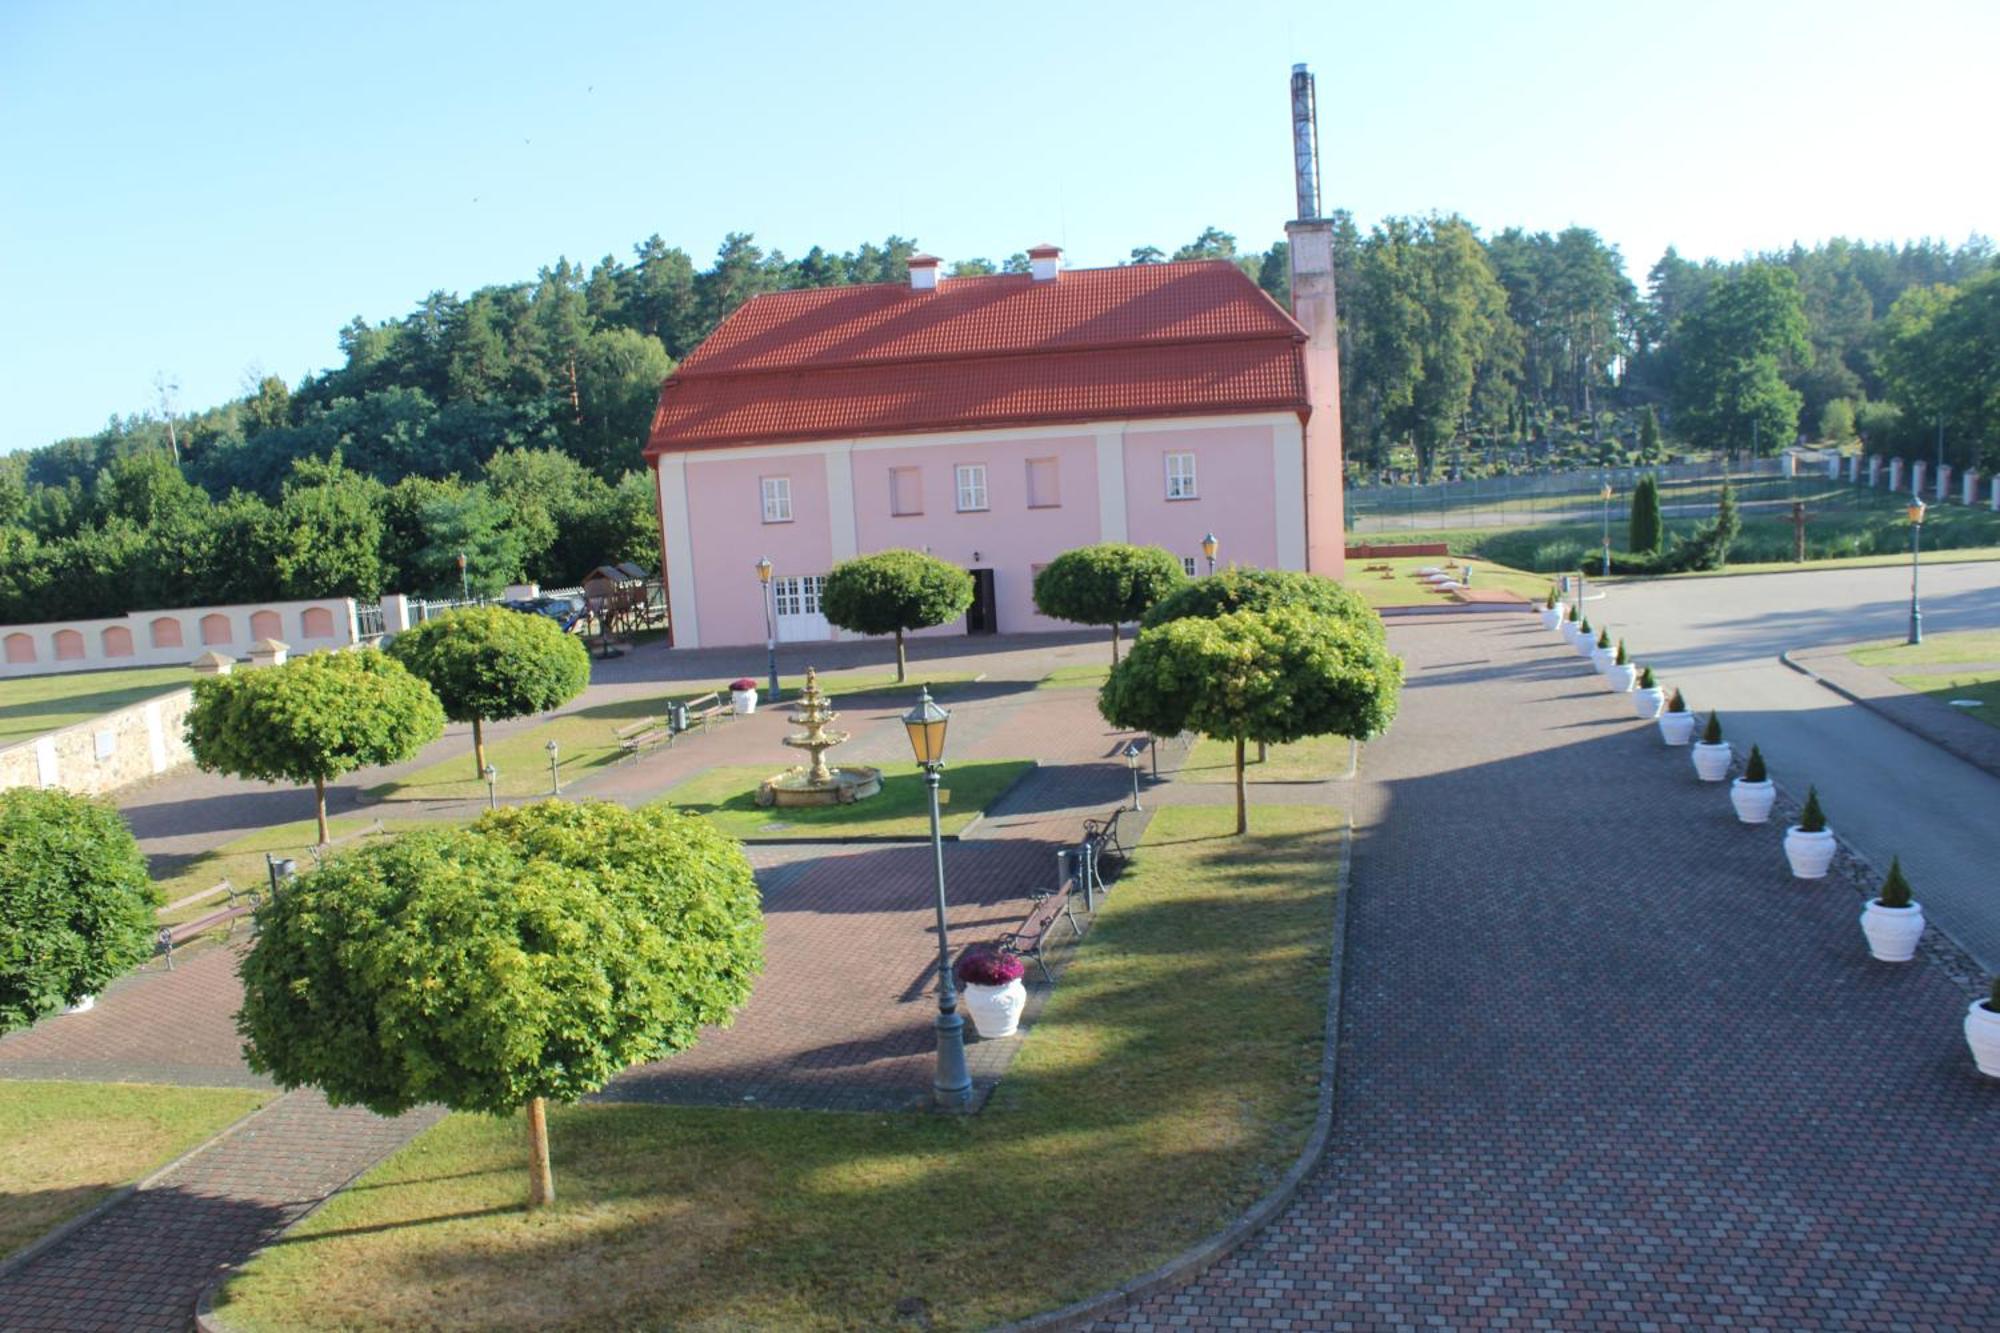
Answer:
0;788;156;1031
820;549;974;682
1100;607;1403;834
186;649;446;844
387;606;591;778
237;799;764;1206
1141;566;1384;640
1032;543;1186;663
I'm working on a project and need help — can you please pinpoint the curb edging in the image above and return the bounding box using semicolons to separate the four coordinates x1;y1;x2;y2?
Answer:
990;804;1358;1332
1779;648;2000;783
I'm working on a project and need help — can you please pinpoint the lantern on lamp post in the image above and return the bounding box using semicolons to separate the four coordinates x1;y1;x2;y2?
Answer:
1599;482;1614;577
902;687;972;1111
1201;531;1218;575
546;738;561;795
482;762;499;811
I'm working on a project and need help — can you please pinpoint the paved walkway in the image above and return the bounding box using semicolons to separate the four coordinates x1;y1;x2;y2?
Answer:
1105;613;1999;1330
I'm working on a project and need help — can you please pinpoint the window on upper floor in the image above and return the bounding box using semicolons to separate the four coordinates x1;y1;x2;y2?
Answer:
891;467;923;516
761;476;793;523
1165;452;1197;500
1026;457;1060;508
956;463;988;513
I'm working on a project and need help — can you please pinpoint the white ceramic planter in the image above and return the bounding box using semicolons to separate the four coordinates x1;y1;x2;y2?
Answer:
1691;740;1732;782
1783;826;1837;879
1729;779;1775;823
1631;686;1664;719
1572;633;1597;659
962;978;1028;1039
1658;711;1696;745
1859;900;1925;962
731;689;758;715
1606;663;1637;692
1590;646;1616;673
62;994;96;1015
1965;998;2000;1078
1540;605;1565;631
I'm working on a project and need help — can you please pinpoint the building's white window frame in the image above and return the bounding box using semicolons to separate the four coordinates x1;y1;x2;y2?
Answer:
760;475;793;523
773;573;825;617
1181;556;1198;577
1026;456;1061;509
955;463;989;513
1165;451;1198;500
890;466;924;517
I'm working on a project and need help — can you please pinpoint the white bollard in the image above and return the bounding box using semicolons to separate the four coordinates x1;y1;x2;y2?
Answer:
1889;458;1903;492
1964;469;1979;507
1936;464;1951;502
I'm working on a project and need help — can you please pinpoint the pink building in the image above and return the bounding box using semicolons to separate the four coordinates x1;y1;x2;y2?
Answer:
644;243;1344;649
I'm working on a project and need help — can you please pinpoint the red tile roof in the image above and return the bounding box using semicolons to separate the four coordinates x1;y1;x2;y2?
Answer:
645;261;1308;454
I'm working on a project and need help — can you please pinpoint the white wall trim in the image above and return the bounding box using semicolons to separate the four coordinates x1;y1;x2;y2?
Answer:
1095;430;1129;543
1272;421;1307;570
657;456;702;649
825;446;859;563
653;411;1301;469
144;701;168;774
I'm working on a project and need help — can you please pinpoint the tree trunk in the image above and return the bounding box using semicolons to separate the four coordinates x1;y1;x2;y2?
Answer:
313;774;329;847
526;1096;555;1207
472;716;486;781
1257;739;1268;763
1110;623;1120;665
1234;734;1248;836
895;629;907;683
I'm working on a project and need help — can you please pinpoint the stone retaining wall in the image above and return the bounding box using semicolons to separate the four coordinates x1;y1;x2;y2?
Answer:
0;688;195;796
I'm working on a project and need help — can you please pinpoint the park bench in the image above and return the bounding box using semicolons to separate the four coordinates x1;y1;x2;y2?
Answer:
683;691;731;731
1081;807;1130;883
997;856;1086;985
155;880;263;968
614;715;672;759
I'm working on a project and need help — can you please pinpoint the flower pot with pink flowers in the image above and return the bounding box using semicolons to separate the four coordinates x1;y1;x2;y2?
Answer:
955;944;1029;1038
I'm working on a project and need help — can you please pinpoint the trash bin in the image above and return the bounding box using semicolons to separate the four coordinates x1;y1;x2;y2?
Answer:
670;702;690;734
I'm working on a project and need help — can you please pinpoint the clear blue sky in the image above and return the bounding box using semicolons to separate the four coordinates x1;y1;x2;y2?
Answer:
2;0;1993;455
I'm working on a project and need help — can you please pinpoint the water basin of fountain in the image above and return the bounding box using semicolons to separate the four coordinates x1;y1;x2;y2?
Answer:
755;667;882;808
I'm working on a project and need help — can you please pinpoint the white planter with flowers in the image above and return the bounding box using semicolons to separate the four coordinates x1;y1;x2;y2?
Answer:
955;946;1029;1039
729;679;759;715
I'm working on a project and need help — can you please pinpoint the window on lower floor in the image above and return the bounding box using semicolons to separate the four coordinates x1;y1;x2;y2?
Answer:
761;476;793;523
1165;451;1197;500
772;574;825;617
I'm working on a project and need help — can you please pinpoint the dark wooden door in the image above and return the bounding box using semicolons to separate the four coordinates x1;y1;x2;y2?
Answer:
965;568;997;634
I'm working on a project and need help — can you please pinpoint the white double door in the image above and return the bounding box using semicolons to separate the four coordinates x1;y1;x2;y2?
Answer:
772;573;830;642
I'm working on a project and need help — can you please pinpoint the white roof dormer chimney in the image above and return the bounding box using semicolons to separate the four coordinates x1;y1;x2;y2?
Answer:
1027;243;1063;282
907;253;942;290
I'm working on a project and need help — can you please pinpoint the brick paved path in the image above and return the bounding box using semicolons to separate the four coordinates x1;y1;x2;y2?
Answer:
1;1092;442;1332
1105;613;2000;1332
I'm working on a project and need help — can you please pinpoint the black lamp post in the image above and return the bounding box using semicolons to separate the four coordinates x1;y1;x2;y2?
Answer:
1599;482;1613;576
1907;499;1926;645
1201;531;1218;575
756;557;779;700
902;687;972;1111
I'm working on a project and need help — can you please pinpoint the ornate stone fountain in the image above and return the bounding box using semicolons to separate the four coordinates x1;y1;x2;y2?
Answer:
755;668;883;807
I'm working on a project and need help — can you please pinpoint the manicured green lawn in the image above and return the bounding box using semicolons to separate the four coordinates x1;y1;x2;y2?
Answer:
1036;663;1111;690
1180;733;1354;784
211;803;1338;1332
0;1080;271;1258
663;759;1034;840
1342;555;1546;608
0;665;192;745
1889;671;2000;729
1851;631;2000;670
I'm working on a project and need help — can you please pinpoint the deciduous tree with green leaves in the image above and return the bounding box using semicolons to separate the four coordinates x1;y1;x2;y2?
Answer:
186;649;446;844
1032;543;1186;663
387;606;590;779
820;549;974;682
1141;566;1383;640
0;788;156;1032
236;800;764;1207
1100;607;1402;834
1670;264;1811;456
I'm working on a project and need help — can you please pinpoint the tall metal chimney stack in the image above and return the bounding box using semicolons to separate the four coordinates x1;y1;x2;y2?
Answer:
1290;62;1321;221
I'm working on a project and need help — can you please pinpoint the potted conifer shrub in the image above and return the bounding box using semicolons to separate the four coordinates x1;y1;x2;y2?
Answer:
1572;615;1597;659
1657;688;1696;745
1631;666;1665;719
1591;627;1616;674
1691;710;1731;781
1540;588;1565;631
1966;977;2000;1078
1729;744;1776;823
729;677;759;715
1606;640;1637;692
954;944;1029;1039
1783;786;1837;879
1859;856;1925;962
